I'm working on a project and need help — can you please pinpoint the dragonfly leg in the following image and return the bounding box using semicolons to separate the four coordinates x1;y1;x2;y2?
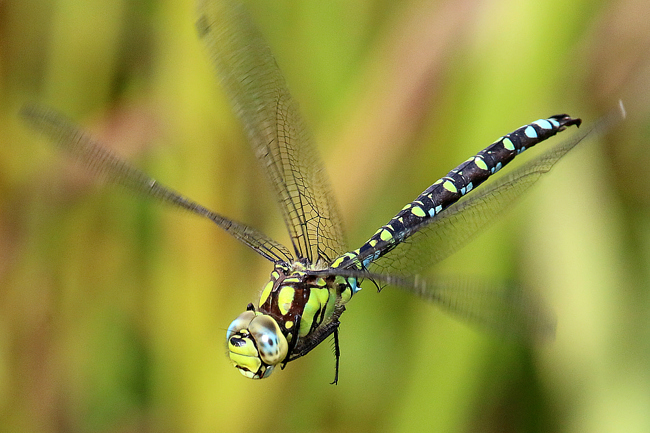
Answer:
287;320;341;380
331;327;341;385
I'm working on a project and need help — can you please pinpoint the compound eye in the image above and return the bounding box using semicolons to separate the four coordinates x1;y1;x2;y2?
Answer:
248;315;288;365
226;310;256;340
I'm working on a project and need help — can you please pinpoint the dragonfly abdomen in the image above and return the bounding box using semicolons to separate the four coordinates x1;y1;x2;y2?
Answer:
411;115;582;220
333;114;581;271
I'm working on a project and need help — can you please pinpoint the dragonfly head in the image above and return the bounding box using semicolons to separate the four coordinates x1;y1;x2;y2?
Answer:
226;306;288;379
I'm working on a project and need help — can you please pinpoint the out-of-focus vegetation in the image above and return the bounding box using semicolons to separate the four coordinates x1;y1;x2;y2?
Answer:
1;0;649;432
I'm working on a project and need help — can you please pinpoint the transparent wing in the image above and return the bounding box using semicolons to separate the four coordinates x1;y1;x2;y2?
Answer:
310;268;555;340
21;104;294;263
196;0;347;263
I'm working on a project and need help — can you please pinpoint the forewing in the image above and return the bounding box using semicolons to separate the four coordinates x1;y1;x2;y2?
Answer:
21;104;294;263
196;0;346;263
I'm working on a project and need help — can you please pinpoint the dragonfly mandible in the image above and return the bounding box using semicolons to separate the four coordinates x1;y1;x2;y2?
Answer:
23;0;600;383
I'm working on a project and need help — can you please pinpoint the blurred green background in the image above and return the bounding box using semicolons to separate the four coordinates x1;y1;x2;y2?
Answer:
1;0;649;432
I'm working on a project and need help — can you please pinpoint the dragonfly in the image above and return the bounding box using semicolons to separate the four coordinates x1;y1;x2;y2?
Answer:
23;0;601;384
